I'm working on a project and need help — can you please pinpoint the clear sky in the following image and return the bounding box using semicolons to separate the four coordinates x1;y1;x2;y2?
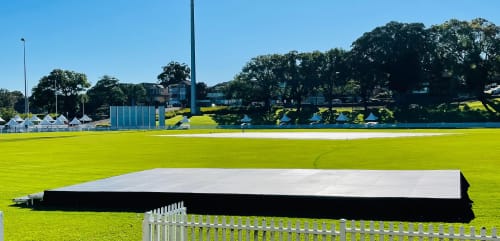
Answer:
1;0;499;94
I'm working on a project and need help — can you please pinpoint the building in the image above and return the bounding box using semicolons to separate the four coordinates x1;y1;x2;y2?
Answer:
167;81;190;107
141;83;169;107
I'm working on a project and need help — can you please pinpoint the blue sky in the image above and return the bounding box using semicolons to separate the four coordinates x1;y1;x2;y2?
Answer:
1;0;499;94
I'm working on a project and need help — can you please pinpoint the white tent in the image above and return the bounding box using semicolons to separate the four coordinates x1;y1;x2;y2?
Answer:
20;119;35;127
241;114;252;123
43;114;55;122
0;117;5;122
280;114;291;123
39;119;53;125
53;118;66;125
181;116;190;123
365;112;379;121
57;114;68;122
79;114;92;122
69;117;82;126
29;115;42;122
309;113;322;123
13;114;24;122
336;113;349;122
6;119;19;126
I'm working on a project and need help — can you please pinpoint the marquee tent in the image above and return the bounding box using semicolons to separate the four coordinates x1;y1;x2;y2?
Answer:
79;114;92;122
309;113;322;123
57;114;68;123
53;118;66;125
69;117;82;126
241;114;252;123
336;113;349;122
20;119;35;127
280;114;291;125
6;119;19;126
0;117;5;122
365;112;379;121
29;116;42;122
43;115;54;122
39;119;53;126
12;115;23;122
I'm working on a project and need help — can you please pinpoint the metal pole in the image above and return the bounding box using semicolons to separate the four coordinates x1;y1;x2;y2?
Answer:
21;38;28;117
55;79;58;115
190;0;197;115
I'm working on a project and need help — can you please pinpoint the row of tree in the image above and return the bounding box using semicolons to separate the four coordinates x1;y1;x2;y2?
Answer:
223;18;500;113
1;18;499;120
0;61;207;119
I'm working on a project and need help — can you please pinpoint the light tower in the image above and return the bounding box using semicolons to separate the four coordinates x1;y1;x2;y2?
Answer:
21;38;29;116
190;0;198;115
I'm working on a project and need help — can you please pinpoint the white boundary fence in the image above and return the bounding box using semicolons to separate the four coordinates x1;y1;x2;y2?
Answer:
143;202;499;241
1;211;3;241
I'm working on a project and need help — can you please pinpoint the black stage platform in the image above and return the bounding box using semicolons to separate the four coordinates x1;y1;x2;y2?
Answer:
40;168;474;222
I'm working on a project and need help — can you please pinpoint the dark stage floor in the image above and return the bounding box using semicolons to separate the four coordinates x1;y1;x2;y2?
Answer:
40;168;474;222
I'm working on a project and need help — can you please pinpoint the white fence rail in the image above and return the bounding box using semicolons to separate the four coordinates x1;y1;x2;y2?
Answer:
143;202;499;241
1;211;4;241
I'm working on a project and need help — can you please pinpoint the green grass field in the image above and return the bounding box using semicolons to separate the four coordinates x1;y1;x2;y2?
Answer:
1;129;500;240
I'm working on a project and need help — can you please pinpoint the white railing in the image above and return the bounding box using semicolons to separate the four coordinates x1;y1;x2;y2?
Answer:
143;202;499;241
1;211;4;241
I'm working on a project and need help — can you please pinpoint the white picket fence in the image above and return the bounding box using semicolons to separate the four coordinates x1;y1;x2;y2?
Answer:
143;202;499;241
1;211;4;241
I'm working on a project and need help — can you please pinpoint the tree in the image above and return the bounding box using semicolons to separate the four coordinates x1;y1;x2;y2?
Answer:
119;83;146;106
350;22;429;108
0;89;24;111
157;61;191;87
239;54;283;111
429;18;500;112
31;69;90;115
320;49;349;112
86;75;126;116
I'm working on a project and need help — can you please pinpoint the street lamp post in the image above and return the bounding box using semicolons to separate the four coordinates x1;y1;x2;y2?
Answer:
20;38;29;117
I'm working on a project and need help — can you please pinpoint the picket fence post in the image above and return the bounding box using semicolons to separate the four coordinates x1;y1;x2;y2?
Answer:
0;211;4;241
339;219;346;241
142;212;151;241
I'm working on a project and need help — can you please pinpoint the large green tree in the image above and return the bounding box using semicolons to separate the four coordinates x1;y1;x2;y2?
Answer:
157;61;191;87
350;21;429;108
86;75;126;116
31;69;90;116
430;18;500;112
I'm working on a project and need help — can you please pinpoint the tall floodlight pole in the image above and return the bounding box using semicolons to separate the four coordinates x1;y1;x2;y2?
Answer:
190;0;197;115
55;79;58;115
21;38;29;116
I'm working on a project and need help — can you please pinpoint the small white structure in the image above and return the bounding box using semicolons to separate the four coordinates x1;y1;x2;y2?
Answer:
29;115;42;123
57;114;68;123
69;117;82;126
336;113;349;122
309;113;322;124
179;116;190;129
12;114;24;122
20;119;35;127
53;118;66;126
280;113;291;125
79;114;92;123
365;112;379;121
43;114;55;122
39;119;53;126
5;119;19;127
241;114;252;124
0;117;5;122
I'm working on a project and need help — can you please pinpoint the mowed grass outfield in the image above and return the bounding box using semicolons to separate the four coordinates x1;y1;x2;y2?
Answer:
1;129;500;240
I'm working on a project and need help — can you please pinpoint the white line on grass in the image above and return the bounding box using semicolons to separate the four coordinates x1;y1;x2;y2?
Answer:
157;132;450;140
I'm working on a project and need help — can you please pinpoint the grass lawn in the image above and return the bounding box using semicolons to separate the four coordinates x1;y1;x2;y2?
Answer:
1;128;500;240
